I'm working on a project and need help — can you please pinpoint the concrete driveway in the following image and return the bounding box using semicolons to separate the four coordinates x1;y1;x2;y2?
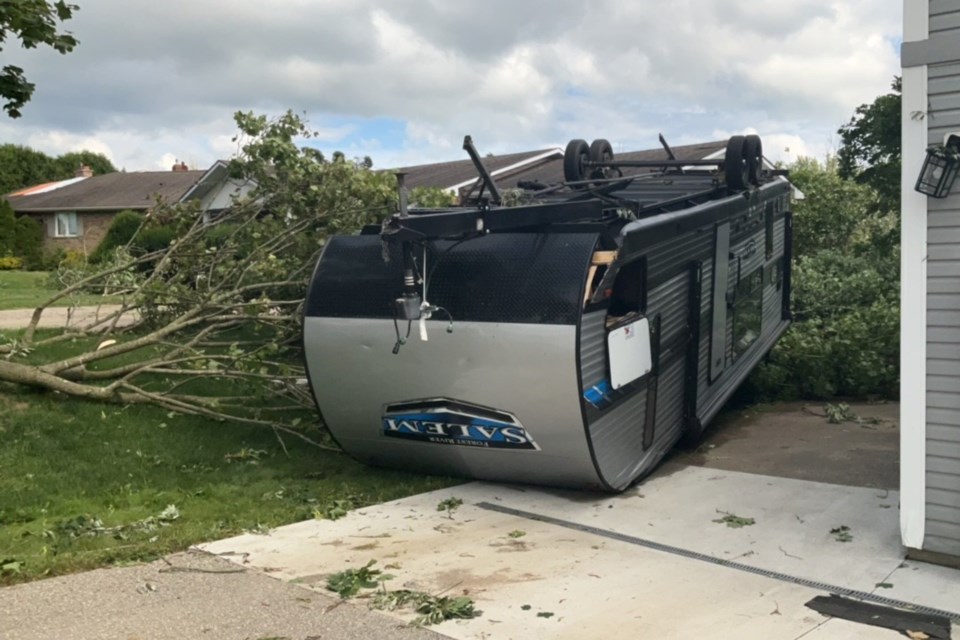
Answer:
193;402;957;639
199;466;958;639
4;402;958;639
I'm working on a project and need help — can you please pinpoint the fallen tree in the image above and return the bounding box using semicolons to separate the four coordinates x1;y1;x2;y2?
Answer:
0;111;407;447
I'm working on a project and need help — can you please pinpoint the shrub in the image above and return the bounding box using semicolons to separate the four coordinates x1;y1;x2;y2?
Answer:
0;200;15;256
42;248;66;271
410;187;456;208
90;210;144;263
0;256;23;270
789;157;880;258
136;227;177;254
202;222;241;249
747;249;899;400
60;249;87;270
737;155;903;402
13;216;44;270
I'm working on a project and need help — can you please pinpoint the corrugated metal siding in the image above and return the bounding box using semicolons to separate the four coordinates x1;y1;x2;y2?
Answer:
698;211;788;413
582;188;790;490
925;27;960;556
585;272;690;489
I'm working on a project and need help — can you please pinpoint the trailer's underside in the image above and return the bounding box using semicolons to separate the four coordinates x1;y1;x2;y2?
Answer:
304;134;793;490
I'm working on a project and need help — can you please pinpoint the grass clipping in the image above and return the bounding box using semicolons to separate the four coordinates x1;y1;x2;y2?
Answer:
326;560;481;627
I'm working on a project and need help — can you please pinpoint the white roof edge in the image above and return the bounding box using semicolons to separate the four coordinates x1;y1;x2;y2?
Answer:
180;160;230;202
444;148;564;193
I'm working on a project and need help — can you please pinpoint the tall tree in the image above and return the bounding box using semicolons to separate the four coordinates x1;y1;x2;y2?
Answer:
0;143;53;193
0;144;115;194
53;150;116;178
0;198;15;256
837;77;902;209
0;111;397;443
0;1;79;118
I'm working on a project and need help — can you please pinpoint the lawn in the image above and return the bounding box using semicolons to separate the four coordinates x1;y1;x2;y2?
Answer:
0;271;118;311
0;388;460;585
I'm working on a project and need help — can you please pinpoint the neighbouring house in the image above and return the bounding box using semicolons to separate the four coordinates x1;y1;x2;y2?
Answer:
901;0;960;566
393;140;730;198
4;160;251;254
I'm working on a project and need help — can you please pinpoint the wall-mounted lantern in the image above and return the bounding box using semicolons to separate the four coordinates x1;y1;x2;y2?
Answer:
915;133;960;198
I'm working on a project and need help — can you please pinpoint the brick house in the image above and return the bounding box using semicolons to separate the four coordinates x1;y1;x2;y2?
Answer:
4;161;246;254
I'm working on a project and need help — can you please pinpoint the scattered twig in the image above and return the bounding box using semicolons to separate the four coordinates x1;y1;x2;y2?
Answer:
778;546;803;560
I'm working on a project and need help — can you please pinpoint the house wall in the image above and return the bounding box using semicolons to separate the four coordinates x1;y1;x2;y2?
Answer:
903;0;960;559
925;16;960;556
197;178;254;211
33;211;116;255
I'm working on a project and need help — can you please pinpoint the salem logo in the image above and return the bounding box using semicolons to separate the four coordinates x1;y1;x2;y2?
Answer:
381;399;539;450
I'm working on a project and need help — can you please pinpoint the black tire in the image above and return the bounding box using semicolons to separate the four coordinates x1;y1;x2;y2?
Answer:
744;134;763;185
564;139;590;186
679;419;706;448
588;139;614;179
724;135;748;191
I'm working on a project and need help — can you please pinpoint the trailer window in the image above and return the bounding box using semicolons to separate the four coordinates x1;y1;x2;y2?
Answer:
732;269;762;358
608;259;646;317
765;206;775;259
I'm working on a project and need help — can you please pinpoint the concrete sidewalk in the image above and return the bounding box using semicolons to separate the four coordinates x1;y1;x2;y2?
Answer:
0;305;135;330
0;550;447;640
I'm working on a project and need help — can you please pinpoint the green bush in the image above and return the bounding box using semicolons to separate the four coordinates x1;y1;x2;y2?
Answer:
743;157;900;402
135;227;177;254
42;248;66;271
89;210;144;263
747;248;899;401
789;157;881;258
0;256;23;270
202;222;241;249
13;216;44;270
0;200;15;257
410;186;456;208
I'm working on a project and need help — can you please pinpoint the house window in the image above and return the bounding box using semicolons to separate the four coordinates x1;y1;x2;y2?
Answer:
54;212;79;237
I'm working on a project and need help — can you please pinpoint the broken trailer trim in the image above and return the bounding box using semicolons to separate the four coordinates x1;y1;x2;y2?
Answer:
304;134;792;491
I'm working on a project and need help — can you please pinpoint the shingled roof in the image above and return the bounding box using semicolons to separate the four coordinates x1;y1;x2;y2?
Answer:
393;148;561;191
495;140;727;189
390;140;728;192
6;170;205;212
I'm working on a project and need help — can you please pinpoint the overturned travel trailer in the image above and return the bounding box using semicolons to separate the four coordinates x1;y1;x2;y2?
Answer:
304;134;793;491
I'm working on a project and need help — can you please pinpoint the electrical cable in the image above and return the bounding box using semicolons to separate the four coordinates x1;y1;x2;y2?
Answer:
392;313;412;354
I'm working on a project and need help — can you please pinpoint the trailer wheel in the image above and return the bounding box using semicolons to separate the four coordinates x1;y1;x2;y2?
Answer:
744;134;763;185
589;139;614;179
679;421;706;448
564;139;590;187
724;135;748;191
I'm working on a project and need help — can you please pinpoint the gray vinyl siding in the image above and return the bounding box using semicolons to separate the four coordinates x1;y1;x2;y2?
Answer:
583;270;691;490
931;0;960;34
924;0;960;557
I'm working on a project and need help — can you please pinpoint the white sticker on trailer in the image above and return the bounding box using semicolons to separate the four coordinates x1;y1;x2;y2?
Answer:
607;318;652;390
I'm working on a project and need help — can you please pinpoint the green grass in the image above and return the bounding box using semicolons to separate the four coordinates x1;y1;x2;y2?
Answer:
0;389;461;584
0;271;118;310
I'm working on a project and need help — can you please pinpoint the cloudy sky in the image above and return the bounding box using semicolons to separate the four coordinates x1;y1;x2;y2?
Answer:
2;0;902;172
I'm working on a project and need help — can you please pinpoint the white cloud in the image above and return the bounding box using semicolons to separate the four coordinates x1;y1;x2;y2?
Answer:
0;0;901;173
